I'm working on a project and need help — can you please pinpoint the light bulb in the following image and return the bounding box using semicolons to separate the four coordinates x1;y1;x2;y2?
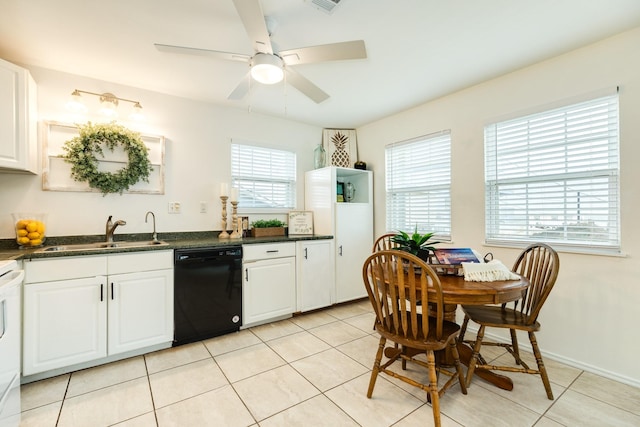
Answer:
99;93;119;117
129;102;144;121
66;90;88;113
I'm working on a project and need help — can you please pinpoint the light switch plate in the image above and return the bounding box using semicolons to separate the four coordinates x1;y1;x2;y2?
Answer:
200;201;207;213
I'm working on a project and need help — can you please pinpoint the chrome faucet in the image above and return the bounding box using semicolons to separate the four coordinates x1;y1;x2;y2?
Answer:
145;211;158;243
105;215;126;243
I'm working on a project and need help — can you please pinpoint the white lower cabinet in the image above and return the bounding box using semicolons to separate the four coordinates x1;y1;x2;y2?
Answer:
23;251;173;376
107;268;173;355
242;243;296;327
296;239;335;312
23;274;108;375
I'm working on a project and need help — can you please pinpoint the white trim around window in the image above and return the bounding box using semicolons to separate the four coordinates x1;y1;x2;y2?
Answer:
385;130;452;240
484;92;620;254
231;142;296;211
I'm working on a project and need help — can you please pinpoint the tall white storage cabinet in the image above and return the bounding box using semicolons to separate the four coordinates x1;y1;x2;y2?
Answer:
305;167;373;303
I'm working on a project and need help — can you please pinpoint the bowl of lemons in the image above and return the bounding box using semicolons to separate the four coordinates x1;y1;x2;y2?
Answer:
13;213;47;248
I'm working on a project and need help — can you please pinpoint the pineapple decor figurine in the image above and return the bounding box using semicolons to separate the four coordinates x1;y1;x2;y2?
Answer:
330;131;351;167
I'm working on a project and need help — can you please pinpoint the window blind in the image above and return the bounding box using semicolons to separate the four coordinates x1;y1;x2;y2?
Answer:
385;130;451;239
231;143;296;209
485;94;620;251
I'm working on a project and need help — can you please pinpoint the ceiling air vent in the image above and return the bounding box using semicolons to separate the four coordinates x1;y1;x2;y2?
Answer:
309;0;343;14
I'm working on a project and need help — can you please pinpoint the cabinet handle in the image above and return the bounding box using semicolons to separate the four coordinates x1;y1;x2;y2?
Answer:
304;248;308;259
266;250;279;253
339;245;343;256
111;282;114;300
245;268;249;281
100;284;104;302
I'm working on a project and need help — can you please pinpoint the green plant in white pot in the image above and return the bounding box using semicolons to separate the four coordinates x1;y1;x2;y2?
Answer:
391;226;441;261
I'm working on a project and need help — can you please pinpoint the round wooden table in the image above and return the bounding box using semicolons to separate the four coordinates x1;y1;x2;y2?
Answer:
432;273;529;322
425;272;529;390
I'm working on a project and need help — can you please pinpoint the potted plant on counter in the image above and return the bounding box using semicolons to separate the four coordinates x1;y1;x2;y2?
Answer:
250;219;286;237
391;226;441;262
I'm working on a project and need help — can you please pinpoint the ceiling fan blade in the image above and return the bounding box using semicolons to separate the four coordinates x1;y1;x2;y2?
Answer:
154;43;251;63
280;40;366;66
286;68;329;104
228;72;251;100
232;0;273;54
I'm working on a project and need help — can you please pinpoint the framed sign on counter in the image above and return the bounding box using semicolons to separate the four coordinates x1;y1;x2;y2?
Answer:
288;211;314;235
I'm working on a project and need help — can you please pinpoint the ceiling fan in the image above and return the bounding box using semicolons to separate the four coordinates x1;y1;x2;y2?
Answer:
154;0;367;104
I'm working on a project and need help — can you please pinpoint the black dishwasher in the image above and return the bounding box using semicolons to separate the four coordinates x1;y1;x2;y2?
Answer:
174;246;242;346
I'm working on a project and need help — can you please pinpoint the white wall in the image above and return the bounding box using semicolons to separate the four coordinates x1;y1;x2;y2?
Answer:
3;27;639;388
357;27;640;387
0;66;321;238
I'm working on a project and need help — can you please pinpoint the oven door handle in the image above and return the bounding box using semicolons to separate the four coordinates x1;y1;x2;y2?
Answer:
0;270;24;289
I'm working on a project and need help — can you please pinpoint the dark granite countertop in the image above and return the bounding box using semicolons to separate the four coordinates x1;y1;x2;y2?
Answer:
0;231;333;261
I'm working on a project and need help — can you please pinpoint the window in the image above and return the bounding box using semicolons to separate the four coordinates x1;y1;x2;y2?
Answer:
385;130;451;239
485;93;620;252
231;143;296;210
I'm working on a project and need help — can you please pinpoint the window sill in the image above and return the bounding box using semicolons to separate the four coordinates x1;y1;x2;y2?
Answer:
483;241;626;258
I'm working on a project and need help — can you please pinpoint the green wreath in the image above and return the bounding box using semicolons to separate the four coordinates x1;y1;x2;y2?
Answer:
63;122;153;195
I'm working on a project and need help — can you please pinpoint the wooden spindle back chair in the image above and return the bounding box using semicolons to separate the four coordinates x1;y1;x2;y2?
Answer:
362;250;467;427
459;243;560;399
372;232;399;252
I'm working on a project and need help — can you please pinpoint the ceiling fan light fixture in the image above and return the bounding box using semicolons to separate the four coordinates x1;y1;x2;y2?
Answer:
250;53;284;84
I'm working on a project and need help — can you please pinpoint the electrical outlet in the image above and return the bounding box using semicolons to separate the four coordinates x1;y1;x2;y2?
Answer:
168;202;181;214
200;201;207;213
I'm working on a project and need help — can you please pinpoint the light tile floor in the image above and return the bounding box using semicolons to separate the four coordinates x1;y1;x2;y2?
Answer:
19;299;640;427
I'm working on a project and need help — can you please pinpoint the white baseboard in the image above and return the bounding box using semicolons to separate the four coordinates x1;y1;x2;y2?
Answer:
463;325;640;389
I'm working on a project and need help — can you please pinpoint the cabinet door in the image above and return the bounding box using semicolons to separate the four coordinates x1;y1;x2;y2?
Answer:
0;58;37;173
108;269;173;355
335;203;373;303
296;240;335;312
243;257;296;327
23;276;107;375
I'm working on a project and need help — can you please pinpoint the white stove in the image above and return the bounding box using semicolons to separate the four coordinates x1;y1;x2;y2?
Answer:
0;260;22;427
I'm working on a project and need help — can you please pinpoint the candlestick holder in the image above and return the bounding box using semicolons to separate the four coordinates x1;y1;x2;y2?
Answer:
219;196;229;238
229;201;241;239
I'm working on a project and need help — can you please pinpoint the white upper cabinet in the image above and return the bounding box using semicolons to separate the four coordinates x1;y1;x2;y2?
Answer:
0;58;37;174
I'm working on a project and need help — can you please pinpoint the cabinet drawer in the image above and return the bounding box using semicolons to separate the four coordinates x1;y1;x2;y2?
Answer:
107;250;173;274
243;242;295;261
25;256;107;284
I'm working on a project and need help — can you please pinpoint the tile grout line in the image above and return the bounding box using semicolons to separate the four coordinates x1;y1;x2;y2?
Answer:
54;373;71;427
202;337;259;426
142;353;160;427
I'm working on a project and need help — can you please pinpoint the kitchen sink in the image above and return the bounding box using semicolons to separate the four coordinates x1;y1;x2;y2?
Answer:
37;240;169;252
